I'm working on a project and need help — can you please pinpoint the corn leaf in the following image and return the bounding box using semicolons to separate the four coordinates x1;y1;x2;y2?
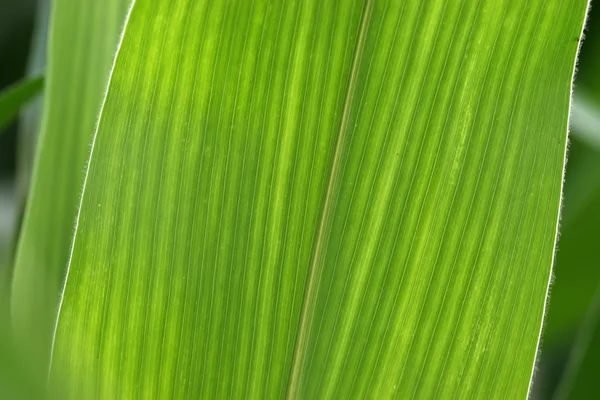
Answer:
50;0;588;398
0;76;43;134
10;0;129;368
17;0;52;213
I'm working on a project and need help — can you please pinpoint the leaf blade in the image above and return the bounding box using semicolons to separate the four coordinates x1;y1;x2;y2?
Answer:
50;0;588;398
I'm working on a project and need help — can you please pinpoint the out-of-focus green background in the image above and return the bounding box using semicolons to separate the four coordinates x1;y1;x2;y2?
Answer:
0;0;599;398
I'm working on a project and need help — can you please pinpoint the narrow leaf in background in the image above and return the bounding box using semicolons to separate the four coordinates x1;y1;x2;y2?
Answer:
50;0;587;398
0;74;43;319
10;0;129;370
0;76;43;134
17;0;52;218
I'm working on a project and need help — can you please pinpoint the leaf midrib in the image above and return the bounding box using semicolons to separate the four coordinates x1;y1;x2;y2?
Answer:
285;0;375;397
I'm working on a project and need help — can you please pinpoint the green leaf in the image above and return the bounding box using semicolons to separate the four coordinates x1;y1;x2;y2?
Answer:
10;0;129;370
0;76;44;134
50;0;588;398
1;0;51;325
17;0;52;211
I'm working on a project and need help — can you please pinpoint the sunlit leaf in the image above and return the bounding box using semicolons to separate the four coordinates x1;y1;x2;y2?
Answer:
50;0;588;398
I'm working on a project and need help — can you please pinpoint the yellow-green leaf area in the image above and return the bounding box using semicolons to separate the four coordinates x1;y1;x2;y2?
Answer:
50;0;588;398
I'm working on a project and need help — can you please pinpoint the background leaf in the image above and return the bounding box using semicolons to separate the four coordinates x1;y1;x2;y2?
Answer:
553;286;600;399
0;76;43;134
10;0;129;370
50;0;588;398
16;0;51;219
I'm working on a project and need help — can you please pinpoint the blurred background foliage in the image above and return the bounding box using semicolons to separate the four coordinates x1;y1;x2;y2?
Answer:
0;0;598;398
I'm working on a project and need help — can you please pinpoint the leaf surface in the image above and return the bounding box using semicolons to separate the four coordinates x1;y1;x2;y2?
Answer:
51;0;588;398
